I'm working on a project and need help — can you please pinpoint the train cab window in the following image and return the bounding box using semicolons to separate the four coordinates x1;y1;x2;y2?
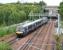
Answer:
16;26;22;32
16;27;21;31
20;27;25;31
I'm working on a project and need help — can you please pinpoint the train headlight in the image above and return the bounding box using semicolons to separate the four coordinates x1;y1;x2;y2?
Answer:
16;32;23;34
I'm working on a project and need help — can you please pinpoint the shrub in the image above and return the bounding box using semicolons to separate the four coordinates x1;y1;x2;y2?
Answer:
54;35;62;50
0;25;16;37
0;42;12;50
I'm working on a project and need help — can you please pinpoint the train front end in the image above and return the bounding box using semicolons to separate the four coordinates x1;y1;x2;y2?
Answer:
16;31;23;38
16;26;24;38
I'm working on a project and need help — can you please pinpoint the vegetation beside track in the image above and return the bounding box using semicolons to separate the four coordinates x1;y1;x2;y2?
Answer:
0;24;16;37
0;42;12;50
59;2;63;20
54;35;62;50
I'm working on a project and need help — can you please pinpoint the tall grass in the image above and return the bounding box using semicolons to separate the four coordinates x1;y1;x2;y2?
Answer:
54;35;62;50
0;42;12;50
0;24;17;37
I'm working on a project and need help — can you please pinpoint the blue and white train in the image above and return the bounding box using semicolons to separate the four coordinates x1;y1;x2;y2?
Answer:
16;17;48;38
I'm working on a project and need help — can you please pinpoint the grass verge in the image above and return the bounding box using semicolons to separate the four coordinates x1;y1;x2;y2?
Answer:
0;42;12;50
54;34;62;50
0;24;17;37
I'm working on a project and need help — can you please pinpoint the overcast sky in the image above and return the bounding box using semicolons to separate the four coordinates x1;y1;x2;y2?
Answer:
0;0;62;6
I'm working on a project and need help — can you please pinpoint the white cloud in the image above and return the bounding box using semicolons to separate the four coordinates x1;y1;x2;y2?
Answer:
44;0;62;6
0;0;17;3
0;0;62;6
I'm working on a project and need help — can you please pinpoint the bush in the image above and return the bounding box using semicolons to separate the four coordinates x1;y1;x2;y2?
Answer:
54;35;61;50
59;2;63;20
0;42;12;50
0;25;16;37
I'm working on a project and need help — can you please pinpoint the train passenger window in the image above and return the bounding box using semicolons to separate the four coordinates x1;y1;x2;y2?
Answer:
28;25;32;29
24;27;27;30
38;22;39;24
33;24;35;26
36;22;38;25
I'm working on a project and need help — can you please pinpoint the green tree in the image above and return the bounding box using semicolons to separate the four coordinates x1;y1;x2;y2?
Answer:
0;3;41;26
59;2;63;20
39;1;46;6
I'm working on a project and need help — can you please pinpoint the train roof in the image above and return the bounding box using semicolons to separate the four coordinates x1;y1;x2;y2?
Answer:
23;19;43;27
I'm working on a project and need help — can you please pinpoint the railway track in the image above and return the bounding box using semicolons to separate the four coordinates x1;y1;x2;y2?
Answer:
17;22;50;50
41;21;56;50
16;23;47;50
17;21;55;50
31;21;50;50
0;34;16;42
27;22;50;50
1;25;44;45
0;21;56;50
7;37;18;45
7;27;41;45
4;21;55;50
44;21;55;50
11;23;46;50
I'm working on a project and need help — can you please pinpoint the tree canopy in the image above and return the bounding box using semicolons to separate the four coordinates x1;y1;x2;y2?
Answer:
39;1;46;6
59;2;63;20
0;3;42;26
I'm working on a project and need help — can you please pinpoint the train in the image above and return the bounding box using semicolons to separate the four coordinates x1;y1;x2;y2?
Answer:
16;17;48;38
